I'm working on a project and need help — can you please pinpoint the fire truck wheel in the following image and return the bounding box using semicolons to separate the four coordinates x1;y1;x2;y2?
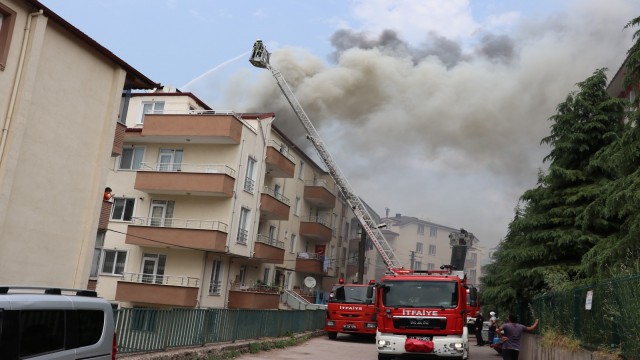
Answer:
327;331;337;340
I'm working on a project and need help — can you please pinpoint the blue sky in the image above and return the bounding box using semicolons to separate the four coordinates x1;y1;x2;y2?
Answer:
40;0;640;254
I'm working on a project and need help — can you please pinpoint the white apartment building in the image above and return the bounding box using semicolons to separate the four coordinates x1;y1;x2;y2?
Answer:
93;89;350;309
368;214;483;286
0;0;157;288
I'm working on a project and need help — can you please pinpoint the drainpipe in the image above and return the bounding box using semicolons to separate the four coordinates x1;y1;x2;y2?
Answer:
0;10;44;166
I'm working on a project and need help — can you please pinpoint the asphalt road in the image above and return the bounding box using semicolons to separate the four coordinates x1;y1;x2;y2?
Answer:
236;333;503;360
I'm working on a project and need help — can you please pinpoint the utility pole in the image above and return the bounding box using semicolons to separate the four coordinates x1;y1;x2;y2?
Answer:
357;225;366;284
409;251;415;270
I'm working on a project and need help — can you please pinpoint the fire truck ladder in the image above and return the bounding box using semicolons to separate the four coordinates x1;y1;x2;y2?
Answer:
249;40;402;270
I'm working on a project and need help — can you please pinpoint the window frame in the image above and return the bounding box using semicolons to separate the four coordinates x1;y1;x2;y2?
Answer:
119;146;145;170
110;197;135;221
0;3;16;72
138;101;165;124
100;249;127;275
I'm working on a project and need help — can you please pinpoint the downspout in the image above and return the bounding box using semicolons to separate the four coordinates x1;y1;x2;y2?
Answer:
0;10;44;166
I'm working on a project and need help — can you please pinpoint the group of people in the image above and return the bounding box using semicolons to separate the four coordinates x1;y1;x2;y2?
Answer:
474;311;539;360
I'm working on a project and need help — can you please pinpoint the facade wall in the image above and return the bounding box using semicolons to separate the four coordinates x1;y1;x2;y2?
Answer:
0;0;134;288
96;92;345;308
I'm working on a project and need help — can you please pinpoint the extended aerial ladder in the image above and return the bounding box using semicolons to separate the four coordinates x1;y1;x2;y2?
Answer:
249;40;402;270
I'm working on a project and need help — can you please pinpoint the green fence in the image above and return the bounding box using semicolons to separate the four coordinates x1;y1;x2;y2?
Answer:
114;308;325;354
531;273;640;359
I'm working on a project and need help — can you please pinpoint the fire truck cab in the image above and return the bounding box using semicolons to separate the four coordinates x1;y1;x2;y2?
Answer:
325;279;377;340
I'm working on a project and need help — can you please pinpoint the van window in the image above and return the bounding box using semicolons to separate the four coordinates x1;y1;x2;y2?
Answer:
19;310;65;357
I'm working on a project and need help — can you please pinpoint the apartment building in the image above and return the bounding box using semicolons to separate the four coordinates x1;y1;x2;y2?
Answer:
93;89;350;309
0;0;157;288
373;214;484;286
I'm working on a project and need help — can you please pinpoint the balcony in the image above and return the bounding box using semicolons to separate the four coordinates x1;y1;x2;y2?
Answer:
303;180;336;208
227;283;280;309
134;163;235;196
98;200;112;230
295;252;326;275
265;141;295;178
259;187;290;220
115;272;199;307
125;217;228;252
112;121;126;156
299;216;333;243
126;111;243;144
253;234;285;263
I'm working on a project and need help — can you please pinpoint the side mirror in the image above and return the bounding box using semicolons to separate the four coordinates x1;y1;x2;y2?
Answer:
366;285;375;299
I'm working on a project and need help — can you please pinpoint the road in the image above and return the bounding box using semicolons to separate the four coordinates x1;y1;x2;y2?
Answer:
236;334;503;360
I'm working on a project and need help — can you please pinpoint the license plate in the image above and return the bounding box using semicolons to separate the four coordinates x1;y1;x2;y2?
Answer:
408;336;432;341
343;324;357;330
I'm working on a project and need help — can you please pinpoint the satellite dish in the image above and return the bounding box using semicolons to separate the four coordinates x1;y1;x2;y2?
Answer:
304;276;316;289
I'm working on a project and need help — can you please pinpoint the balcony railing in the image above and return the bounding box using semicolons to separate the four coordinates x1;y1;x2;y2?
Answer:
120;272;200;287
244;177;255;193
208;280;222;295
297;252;323;260
268;139;295;162
262;186;290;205
301;216;330;227
237;229;248;244
256;234;285;249
139;162;236;178
131;217;228;232
304;179;335;194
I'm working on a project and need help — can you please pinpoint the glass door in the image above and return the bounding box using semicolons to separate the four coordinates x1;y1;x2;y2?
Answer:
149;201;167;227
141;254;166;284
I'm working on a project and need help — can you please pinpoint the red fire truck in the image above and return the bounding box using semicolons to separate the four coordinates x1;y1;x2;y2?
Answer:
325;278;377;339
373;232;478;360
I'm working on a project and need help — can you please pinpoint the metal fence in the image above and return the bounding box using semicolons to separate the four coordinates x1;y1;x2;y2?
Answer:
531;273;640;359
114;307;325;354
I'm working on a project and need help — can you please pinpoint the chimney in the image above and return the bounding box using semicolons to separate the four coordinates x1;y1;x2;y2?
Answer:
395;213;401;218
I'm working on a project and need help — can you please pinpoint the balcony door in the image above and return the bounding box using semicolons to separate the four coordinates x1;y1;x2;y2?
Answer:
141;253;166;284
148;200;174;227
158;149;183;171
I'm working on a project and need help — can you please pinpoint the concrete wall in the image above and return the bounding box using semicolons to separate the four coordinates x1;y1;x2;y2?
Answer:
521;333;602;360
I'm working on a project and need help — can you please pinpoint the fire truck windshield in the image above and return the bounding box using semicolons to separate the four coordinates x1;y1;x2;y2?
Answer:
382;280;458;308
329;285;372;303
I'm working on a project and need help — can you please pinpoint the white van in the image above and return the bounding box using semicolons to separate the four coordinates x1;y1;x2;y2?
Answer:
0;286;116;359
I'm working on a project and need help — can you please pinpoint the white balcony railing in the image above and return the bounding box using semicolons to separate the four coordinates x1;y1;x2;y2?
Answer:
120;272;199;287
262;186;290;205
138;162;236;178
301;216;330;227
303;179;335;194
130;217;228;232
268;139;295;162
256;234;285;249
297;252;323;260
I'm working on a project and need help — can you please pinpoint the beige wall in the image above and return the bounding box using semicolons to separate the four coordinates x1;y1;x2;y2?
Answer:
0;2;127;288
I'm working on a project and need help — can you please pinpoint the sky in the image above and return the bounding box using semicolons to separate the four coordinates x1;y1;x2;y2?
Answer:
40;0;640;256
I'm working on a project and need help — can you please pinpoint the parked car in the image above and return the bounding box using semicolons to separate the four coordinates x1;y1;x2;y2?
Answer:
0;285;116;359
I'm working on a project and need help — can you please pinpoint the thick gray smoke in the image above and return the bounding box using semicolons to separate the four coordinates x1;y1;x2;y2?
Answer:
231;0;638;247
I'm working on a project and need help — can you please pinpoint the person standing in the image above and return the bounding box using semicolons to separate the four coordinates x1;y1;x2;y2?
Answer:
474;312;485;346
497;314;539;360
488;311;498;343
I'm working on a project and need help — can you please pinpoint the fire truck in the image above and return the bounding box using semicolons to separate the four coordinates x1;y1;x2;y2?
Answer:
249;42;478;357
325;278;377;339
373;231;477;360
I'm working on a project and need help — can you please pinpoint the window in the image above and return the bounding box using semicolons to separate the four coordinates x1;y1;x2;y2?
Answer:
119;147;144;170
289;234;296;253
149;200;175;227
430;227;438;237
428;245;436;256
263;267;271;285
414;261;422;270
417;224;425;235
416;242;423;254
238;265;247;284
139;101;165;123
90;232;105;277
111;198;135;221
298;160;305;179
101;249;126;275
237;207;250;244
244;157;256;193
208;260;223;295
141;253;166;284
157;148;183;171
0;4;16;72
294;197;300;216
268;225;277;243
427;263;435;270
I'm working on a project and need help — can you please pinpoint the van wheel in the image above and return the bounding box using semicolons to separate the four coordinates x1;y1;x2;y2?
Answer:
328;332;337;340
